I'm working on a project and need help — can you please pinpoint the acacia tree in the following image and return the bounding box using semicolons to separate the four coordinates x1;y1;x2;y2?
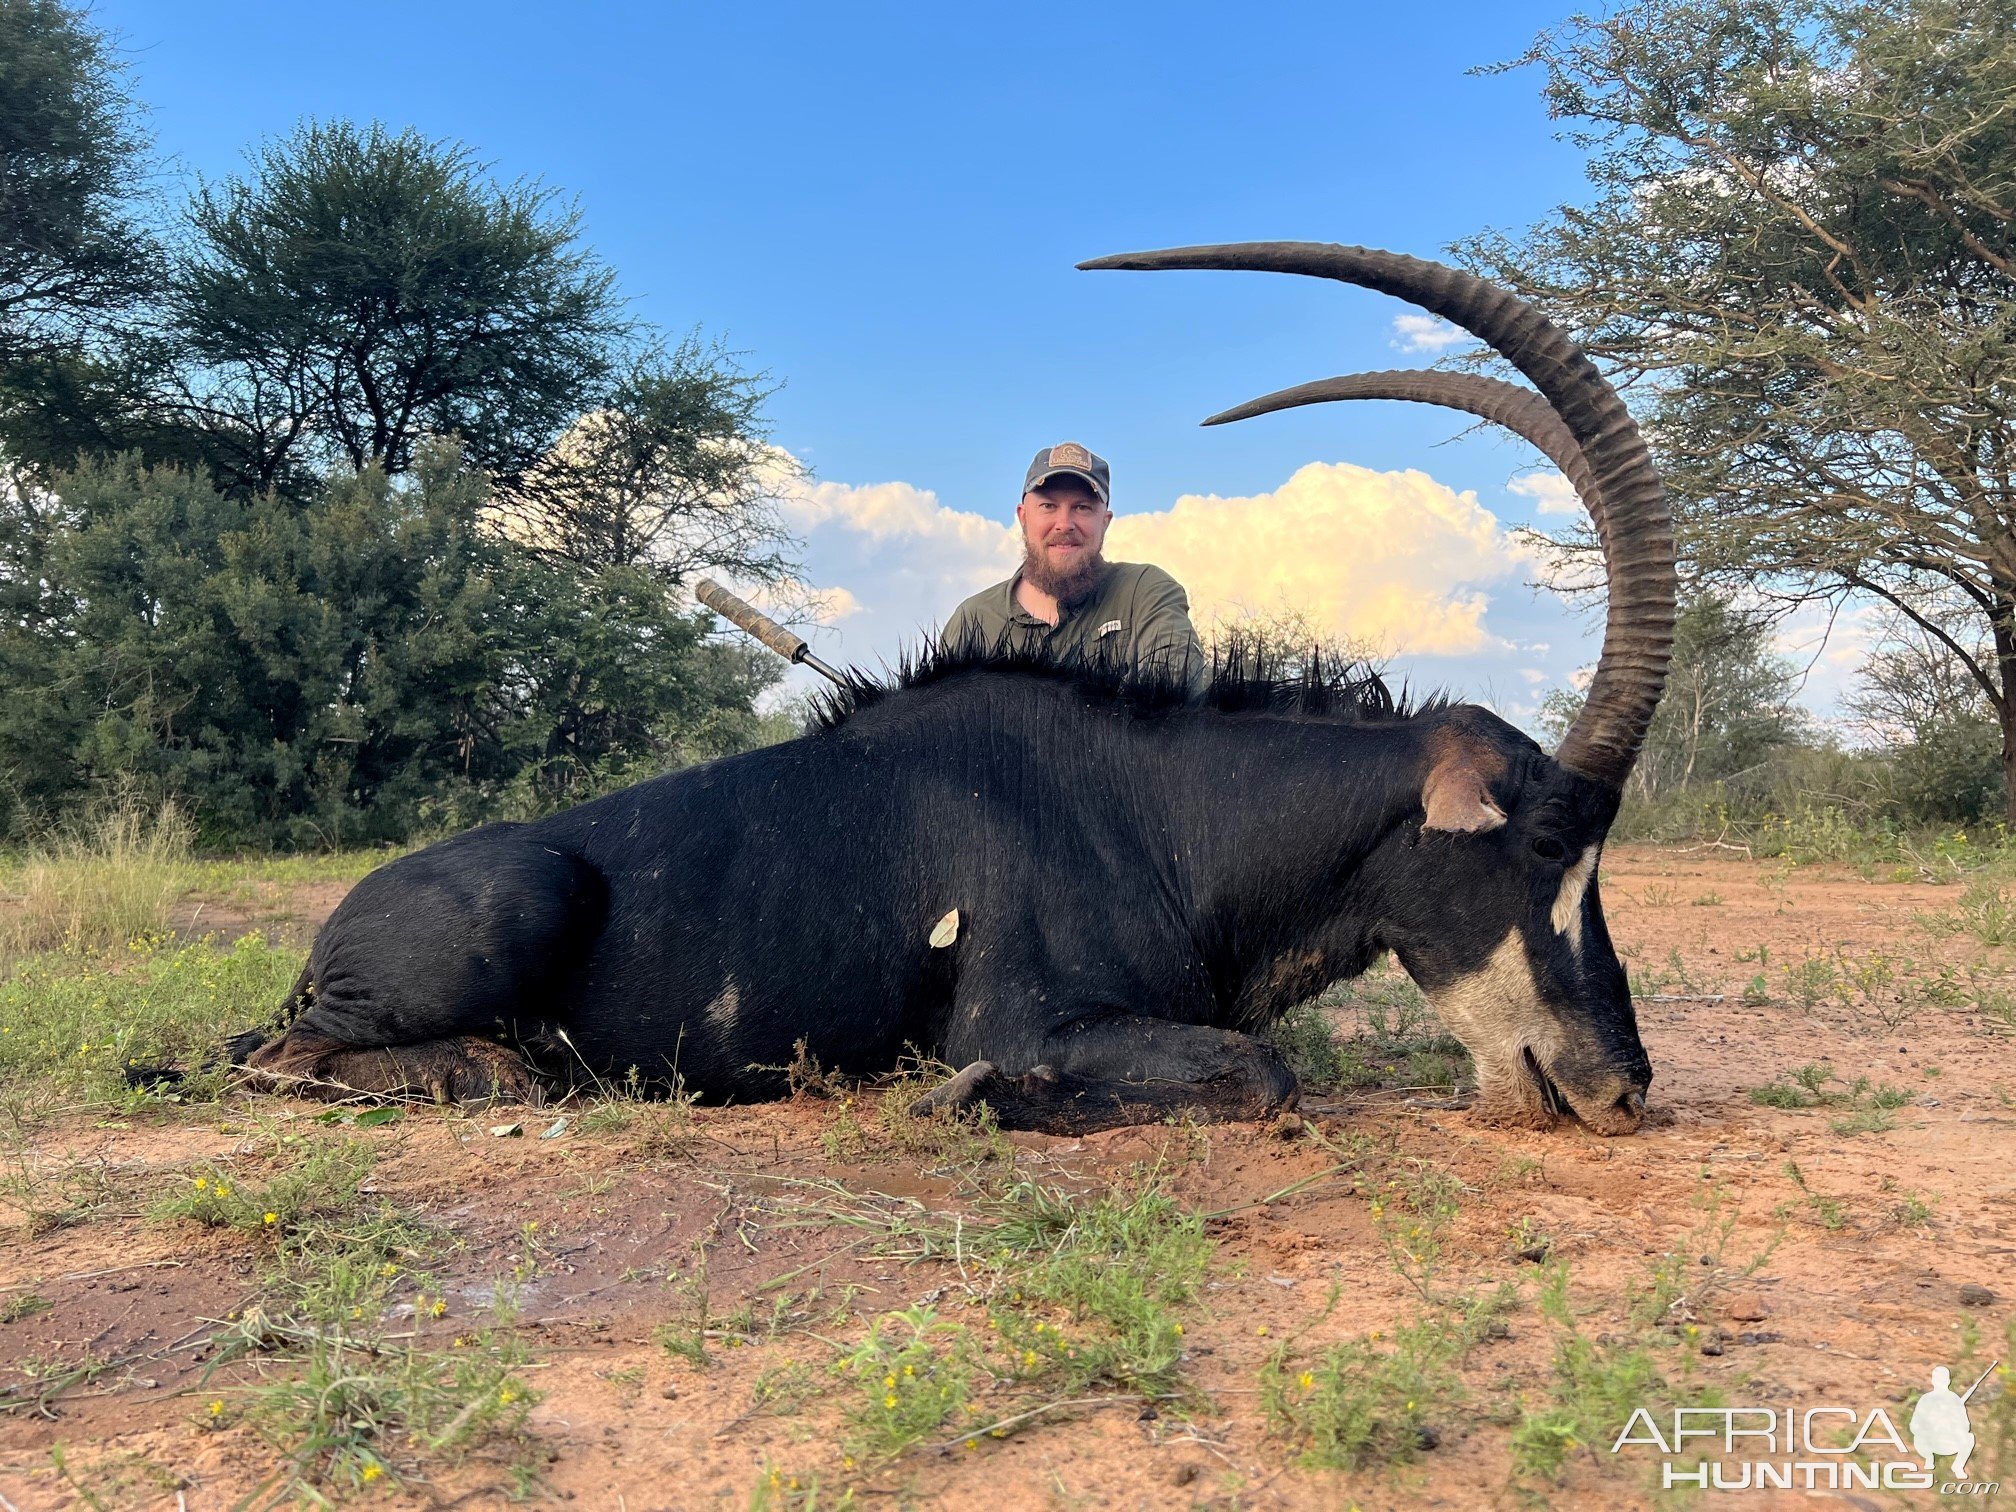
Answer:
1541;595;1808;803
0;0;151;365
493;335;801;587
1463;0;2016;820
166;120;627;495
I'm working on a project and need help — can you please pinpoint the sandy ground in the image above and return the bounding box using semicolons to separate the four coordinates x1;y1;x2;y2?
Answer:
1;843;2012;1510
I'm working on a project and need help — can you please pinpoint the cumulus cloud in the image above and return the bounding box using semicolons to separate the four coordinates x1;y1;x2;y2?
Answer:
1106;461;1535;657
775;474;1018;602
1391;314;1466;353
1508;470;1582;517
724;450;1566;702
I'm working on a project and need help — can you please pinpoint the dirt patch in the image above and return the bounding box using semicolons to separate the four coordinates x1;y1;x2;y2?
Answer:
2;844;2012;1509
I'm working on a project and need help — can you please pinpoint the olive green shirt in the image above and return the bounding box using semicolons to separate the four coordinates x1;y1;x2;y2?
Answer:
941;561;1208;700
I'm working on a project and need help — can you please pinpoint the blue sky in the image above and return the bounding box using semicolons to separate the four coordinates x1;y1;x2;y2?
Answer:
94;1;1868;717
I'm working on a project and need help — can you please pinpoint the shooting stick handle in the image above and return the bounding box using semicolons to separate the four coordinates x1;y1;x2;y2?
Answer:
695;579;846;686
696;579;805;662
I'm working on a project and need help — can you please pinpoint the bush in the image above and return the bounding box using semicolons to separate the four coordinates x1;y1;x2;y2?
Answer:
0;449;780;847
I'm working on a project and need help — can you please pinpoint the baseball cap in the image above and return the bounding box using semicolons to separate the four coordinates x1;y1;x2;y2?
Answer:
1023;442;1110;504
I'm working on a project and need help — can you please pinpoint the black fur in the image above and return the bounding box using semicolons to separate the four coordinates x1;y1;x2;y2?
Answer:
236;653;1649;1132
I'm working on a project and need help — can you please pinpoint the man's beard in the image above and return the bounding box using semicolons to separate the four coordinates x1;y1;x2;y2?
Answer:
1021;541;1109;608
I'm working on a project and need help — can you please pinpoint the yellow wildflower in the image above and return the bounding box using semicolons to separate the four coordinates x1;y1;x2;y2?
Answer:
884;1393;898;1409
208;1399;224;1417
263;1212;278;1226
361;1463;383;1483
1022;1350;1038;1368
499;1388;517;1405
430;1299;447;1318
193;1176;207;1190
884;1374;896;1389
1299;1372;1314;1390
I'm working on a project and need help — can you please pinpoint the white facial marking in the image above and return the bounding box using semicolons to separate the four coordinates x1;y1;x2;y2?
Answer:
1551;848;1598;950
1427;923;1548;1088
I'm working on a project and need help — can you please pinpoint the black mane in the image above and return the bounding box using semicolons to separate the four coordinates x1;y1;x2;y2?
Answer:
810;634;1444;732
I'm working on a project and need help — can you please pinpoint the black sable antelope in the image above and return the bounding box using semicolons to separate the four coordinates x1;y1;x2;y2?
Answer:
231;243;1676;1136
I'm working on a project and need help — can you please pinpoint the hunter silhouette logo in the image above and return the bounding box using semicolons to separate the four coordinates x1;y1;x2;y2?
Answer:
1612;1357;2003;1493
1912;1364;1995;1481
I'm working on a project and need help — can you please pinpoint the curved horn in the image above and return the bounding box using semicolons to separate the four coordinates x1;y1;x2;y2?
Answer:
1202;370;1607;551
1079;243;1675;790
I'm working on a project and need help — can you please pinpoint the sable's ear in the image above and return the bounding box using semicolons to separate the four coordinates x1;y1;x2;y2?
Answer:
1423;755;1508;833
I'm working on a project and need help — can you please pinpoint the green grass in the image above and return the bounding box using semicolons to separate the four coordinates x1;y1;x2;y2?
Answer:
0;931;300;1107
766;1172;1215;1464
1259;1290;1506;1472
839;1305;977;1457
977;1180;1210;1394
1747;1063;1912;1135
230;1318;537;1497
0;800;197;966
1922;873;2016;946
149;1129;539;1498
1264;962;1472;1095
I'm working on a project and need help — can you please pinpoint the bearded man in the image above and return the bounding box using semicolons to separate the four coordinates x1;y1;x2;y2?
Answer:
942;442;1207;699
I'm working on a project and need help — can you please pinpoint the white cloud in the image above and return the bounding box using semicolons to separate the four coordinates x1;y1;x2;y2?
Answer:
1391;314;1466;353
733;450;1583;708
1508;470;1582;517
1107;461;1536;657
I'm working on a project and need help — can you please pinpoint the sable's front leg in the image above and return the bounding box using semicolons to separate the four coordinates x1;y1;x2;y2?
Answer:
911;1015;1298;1135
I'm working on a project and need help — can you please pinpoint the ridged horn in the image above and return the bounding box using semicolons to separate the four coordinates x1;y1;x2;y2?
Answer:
1079;242;1675;791
1202;370;1608;552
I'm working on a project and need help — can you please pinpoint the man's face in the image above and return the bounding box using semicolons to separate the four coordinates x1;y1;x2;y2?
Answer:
1017;481;1112;594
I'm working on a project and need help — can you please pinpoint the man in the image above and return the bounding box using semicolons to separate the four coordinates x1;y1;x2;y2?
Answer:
943;441;1207;698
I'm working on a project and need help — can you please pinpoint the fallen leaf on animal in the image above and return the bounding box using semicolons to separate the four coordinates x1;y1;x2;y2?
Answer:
929;909;959;948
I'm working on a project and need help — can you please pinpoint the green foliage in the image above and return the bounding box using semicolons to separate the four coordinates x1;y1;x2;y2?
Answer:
1264;964;1471;1094
838;1306;976;1458
1259;1300;1492;1471
0;0;152;365
1;30;799;843
1748;1063;1912;1136
172;119;624;492
0;931;300;1102
153;1139;374;1237
1540;595;1807;807
977;1180;1211;1394
0;447;779;844
236;1328;536;1496
1470;0;2016;824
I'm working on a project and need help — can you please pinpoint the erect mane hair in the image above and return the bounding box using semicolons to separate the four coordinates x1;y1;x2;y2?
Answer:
810;633;1443;732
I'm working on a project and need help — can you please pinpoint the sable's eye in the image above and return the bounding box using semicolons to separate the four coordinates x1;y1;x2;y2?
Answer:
1531;837;1566;862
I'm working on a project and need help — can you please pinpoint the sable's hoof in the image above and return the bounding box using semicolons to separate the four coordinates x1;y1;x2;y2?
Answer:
909;1060;999;1117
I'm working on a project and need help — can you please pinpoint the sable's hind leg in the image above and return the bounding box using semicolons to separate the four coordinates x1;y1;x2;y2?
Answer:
241;1027;546;1105
913;1015;1297;1135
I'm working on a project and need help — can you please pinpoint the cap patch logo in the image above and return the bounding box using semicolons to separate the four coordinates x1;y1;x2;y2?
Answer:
1050;442;1093;469
1096;620;1123;637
